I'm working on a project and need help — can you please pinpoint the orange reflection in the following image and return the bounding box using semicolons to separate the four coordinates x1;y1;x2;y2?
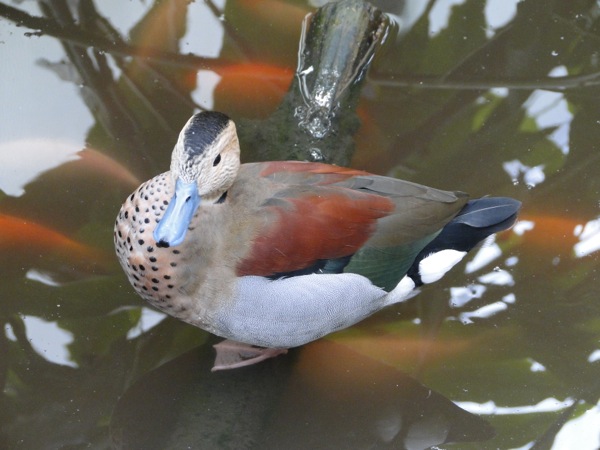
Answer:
0;213;112;274
328;334;474;371
515;214;583;257
214;63;294;118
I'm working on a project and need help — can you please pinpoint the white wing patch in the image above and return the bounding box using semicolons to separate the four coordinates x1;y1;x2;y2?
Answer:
419;250;467;284
384;276;417;306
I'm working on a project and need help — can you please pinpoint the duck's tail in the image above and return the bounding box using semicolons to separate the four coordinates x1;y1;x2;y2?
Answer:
385;197;520;305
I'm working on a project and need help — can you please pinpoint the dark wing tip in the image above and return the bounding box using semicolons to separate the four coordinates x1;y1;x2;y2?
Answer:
453;197;521;228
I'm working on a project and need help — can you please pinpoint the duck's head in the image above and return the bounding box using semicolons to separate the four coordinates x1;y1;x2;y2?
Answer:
154;111;241;248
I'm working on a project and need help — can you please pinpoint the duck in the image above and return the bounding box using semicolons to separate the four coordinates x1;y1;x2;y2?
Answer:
114;111;520;370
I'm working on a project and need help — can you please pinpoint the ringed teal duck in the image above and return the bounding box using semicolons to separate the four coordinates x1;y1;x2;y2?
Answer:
114;111;520;370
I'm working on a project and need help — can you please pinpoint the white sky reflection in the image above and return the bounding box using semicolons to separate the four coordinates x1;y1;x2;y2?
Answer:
574;218;600;258
25;269;63;287
457;397;574;415
126;307;168;340
21;315;77;368
477;269;515;286
524;87;572;155
458;301;508;324
553;403;600;450
587;349;600;363
449;284;486;308
466;239;502;273
503;159;546;187
0;138;80;197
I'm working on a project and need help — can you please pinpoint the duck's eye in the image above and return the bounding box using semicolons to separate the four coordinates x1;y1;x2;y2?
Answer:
213;154;221;166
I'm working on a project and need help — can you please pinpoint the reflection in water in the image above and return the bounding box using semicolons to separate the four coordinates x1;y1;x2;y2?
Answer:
449;284;487;308
19;316;77;368
212;63;294;118
503;159;546;187
574;218;600;258
25;268;63;287
111;340;495;449
0;212;111;278
588;351;600;363
477;269;515;286
554;404;600;450
514;215;600;260
524;89;572;155
457;301;508;324
466;240;503;273
459;397;574;416
125;307;167;340
0;138;80;197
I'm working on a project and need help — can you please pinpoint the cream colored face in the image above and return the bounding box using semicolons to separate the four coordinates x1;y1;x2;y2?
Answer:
170;115;241;198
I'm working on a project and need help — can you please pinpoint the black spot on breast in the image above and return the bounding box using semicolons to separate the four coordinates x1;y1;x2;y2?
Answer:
149;256;157;263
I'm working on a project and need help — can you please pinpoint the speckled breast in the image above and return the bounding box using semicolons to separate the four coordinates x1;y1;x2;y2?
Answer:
114;172;187;312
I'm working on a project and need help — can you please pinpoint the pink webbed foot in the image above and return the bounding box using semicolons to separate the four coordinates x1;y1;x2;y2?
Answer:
212;340;288;371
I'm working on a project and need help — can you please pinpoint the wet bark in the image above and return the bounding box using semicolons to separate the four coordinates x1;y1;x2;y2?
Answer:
238;0;390;166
